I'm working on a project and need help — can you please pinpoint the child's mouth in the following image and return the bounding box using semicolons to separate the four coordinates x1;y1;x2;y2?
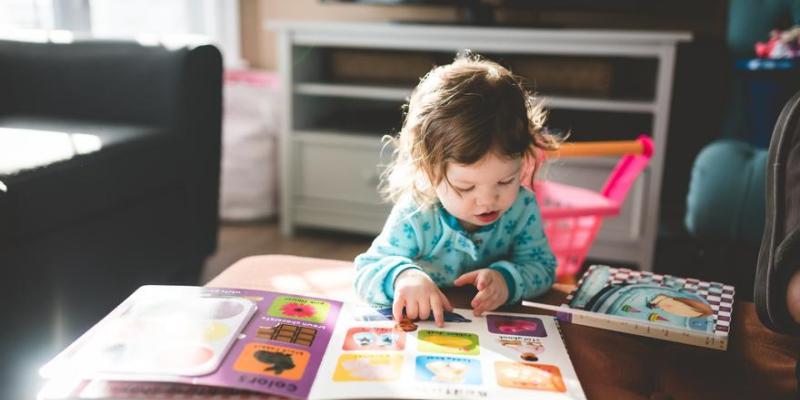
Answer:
475;211;499;223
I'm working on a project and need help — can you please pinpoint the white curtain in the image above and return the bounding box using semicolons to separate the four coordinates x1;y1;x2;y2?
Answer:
0;0;243;66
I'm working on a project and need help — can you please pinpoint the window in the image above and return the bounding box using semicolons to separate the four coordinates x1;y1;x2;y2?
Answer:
0;0;243;66
0;0;55;29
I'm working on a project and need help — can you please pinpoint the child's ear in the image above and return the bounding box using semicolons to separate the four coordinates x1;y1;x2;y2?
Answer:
520;154;536;191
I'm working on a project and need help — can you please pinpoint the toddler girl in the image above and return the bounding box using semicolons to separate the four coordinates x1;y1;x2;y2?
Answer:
354;53;559;326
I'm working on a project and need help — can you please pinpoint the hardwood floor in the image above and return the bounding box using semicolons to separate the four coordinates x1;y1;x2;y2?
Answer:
200;220;373;284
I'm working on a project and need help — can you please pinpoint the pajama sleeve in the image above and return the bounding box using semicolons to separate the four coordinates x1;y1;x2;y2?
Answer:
353;201;427;306
489;195;557;304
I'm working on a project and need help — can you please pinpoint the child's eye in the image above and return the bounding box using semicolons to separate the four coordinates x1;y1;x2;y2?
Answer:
498;178;516;185
455;185;475;192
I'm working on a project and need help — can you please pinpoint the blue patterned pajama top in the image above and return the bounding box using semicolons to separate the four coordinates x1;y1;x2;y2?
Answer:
354;187;557;306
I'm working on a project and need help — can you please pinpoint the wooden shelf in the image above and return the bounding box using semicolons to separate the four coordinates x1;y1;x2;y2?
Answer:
295;82;655;113
296;82;409;101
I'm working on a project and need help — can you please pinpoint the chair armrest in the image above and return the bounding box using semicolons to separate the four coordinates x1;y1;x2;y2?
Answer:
0;38;224;254
685;139;766;245
0;38;218;126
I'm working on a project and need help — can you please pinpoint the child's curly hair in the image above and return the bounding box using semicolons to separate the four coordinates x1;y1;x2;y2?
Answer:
381;52;560;207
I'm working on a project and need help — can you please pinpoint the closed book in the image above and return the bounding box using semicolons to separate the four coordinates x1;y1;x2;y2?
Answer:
524;265;734;350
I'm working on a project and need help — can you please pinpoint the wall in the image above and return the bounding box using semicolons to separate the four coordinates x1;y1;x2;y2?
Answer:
240;0;459;70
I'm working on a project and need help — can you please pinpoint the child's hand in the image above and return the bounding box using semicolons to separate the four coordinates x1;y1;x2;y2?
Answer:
454;269;509;316
393;269;453;327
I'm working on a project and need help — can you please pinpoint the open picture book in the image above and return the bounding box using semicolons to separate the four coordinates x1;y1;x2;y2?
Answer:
524;265;735;350
40;285;586;400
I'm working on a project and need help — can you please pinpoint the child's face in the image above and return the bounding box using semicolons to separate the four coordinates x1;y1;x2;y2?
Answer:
436;152;521;232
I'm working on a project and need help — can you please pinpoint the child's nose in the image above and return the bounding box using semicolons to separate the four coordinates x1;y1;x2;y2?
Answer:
475;188;499;207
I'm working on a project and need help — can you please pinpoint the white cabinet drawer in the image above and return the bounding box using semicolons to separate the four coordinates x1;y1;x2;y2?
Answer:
294;133;389;206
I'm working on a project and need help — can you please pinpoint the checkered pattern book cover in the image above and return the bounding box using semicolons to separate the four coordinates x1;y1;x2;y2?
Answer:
565;265;735;338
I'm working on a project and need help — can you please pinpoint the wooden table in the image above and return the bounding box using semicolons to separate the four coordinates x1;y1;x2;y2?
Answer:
208;255;800;400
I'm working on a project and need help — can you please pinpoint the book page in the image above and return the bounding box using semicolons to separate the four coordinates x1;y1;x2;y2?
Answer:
41;286;344;400
43;287;256;377
41;287;585;400
308;304;585;400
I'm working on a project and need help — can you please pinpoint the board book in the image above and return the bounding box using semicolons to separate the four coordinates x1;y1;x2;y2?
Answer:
40;285;586;400
523;265;735;350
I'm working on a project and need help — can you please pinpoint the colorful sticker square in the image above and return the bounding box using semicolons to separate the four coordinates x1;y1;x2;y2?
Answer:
497;336;545;362
343;327;405;351
256;324;317;347
487;315;547;337
233;343;310;381
332;354;403;381
417;330;479;356
415;355;482;385
494;362;566;392
267;296;331;323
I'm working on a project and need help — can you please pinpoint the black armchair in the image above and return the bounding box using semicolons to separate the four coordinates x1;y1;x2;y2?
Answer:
0;38;222;398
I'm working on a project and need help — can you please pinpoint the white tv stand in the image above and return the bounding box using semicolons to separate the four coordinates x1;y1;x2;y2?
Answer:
270;21;691;271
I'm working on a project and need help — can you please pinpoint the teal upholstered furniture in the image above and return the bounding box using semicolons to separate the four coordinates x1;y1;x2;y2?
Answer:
686;140;766;244
682;140;766;299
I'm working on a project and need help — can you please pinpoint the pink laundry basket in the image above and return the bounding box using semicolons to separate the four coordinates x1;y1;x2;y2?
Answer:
522;135;654;282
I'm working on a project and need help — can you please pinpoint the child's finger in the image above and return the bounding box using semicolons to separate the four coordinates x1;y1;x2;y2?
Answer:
418;298;431;322
473;287;495;304
472;300;482;316
453;270;479;287
473;302;485;317
439;292;454;311
476;271;493;291
393;296;405;321
405;298;419;320
491;291;505;309
474;293;501;317
484;293;500;312
430;295;445;327
471;288;494;310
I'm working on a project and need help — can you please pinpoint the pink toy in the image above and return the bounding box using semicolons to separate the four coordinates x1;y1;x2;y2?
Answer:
522;135;654;282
